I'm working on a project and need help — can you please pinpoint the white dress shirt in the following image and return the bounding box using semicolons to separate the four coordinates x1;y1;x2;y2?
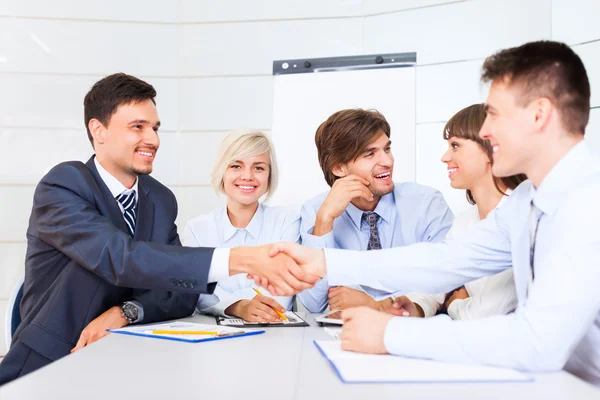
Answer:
324;141;600;387
406;193;518;320
182;204;300;316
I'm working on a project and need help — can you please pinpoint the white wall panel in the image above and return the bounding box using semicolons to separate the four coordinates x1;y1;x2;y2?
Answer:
177;131;230;186
179;19;363;76
363;0;462;15
0;18;177;76
573;41;600;108
0;299;7;355
0;186;35;242
179;76;273;131
0;128;92;185
585;108;600;157
174;186;225;231
0;243;25;299
180;0;362;22
417;59;486;123
0;0;177;22
552;0;600;44
364;0;551;65
0;75;178;131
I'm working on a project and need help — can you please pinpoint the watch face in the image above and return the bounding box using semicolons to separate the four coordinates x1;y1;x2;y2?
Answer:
123;302;138;320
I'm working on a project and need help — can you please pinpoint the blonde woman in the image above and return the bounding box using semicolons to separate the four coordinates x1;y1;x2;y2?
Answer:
397;104;526;320
182;130;299;322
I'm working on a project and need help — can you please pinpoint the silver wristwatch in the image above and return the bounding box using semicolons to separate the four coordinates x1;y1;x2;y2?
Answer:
120;301;140;324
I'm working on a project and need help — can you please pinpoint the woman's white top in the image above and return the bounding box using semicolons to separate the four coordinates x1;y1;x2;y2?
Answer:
406;191;518;320
182;203;300;316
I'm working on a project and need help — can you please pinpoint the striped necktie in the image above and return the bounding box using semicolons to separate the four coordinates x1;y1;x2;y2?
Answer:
116;191;137;237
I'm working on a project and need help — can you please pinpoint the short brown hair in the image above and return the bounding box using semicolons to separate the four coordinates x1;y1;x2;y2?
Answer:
481;40;590;134
315;109;391;187
444;104;527;205
84;73;157;148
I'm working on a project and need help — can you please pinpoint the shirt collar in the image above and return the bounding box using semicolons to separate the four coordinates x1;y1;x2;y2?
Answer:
220;203;264;242
345;191;395;230
531;140;591;217
94;157;139;199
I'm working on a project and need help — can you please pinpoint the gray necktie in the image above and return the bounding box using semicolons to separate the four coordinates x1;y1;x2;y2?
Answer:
116;191;137;238
529;201;543;280
362;212;382;250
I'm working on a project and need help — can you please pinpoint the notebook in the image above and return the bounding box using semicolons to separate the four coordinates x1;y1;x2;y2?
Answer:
314;340;533;384
215;311;309;327
108;321;265;343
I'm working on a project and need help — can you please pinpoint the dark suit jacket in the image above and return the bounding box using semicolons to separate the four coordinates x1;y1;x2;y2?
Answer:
12;157;216;362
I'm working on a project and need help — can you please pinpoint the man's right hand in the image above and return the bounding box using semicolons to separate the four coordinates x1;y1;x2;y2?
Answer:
313;175;373;236
226;295;285;322
230;244;320;296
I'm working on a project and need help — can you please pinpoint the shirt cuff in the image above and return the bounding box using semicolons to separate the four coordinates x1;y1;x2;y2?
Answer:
302;229;336;249
383;316;448;358
208;248;230;283
447;298;469;320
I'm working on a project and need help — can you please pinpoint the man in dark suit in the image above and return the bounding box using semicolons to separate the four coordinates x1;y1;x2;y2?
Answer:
0;73;317;385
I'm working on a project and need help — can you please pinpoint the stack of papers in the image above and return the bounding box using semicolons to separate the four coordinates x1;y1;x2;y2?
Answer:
314;341;532;384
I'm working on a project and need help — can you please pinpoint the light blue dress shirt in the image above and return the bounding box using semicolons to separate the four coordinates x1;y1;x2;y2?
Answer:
181;204;300;316
325;141;600;387
298;182;454;312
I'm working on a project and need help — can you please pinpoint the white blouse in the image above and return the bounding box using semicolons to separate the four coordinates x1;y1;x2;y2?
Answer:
406;192;518;320
181;203;300;317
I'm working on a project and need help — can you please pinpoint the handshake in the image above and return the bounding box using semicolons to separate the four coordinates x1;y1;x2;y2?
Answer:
230;243;327;296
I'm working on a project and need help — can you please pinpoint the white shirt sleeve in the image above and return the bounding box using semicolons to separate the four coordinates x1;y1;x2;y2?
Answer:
325;207;513;295
447;269;517;320
404;292;445;318
379;186;600;373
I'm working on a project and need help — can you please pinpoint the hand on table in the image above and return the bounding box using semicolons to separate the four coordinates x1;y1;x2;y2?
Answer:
71;306;127;353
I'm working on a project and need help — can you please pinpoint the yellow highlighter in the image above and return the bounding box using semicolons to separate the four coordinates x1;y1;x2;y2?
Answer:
149;330;219;335
252;288;288;321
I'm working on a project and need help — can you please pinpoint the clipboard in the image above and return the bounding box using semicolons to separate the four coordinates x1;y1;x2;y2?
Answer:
108;321;265;343
216;311;309;327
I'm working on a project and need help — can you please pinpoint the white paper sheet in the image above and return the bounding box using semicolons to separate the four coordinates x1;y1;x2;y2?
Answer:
315;340;532;384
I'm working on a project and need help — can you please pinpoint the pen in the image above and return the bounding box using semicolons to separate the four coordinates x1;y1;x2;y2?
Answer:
252;288;288;321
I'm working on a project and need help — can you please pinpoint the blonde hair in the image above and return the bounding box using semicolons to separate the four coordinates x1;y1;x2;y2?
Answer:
211;129;279;200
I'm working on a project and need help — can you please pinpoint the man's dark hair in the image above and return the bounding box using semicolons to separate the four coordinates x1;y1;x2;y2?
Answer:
84;73;157;147
481;40;590;135
315;109;391;187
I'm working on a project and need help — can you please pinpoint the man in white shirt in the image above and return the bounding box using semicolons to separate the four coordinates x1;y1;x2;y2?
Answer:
264;40;600;386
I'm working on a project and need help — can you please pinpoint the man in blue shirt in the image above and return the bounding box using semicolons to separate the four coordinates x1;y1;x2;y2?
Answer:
298;109;454;313
268;41;600;387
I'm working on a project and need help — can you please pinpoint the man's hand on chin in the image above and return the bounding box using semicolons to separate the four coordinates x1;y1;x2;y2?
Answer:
229;244;320;296
339;306;394;354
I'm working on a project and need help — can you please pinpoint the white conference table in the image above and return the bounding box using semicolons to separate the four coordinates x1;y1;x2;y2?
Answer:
0;313;598;399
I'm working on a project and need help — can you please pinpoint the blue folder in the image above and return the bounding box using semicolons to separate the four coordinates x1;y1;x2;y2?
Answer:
108;322;265;344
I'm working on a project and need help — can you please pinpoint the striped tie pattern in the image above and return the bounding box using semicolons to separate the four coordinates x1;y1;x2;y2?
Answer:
116;191;137;237
362;212;382;250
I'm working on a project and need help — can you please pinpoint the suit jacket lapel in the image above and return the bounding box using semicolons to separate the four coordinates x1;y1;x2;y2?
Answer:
134;177;154;241
85;156;130;236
